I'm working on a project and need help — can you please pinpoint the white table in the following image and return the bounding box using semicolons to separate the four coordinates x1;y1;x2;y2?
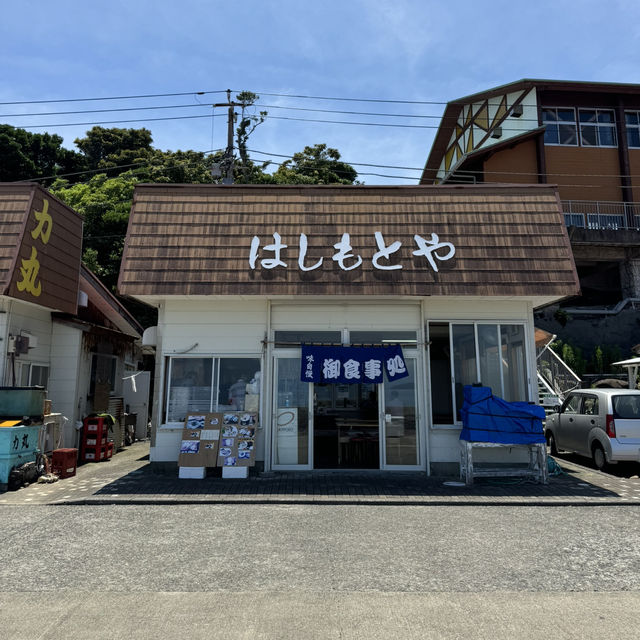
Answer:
459;440;548;486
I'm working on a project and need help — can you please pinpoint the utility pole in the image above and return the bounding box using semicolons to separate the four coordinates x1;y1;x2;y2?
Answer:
212;89;244;184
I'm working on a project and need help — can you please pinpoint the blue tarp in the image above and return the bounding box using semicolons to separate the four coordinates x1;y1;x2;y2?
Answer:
459;386;546;444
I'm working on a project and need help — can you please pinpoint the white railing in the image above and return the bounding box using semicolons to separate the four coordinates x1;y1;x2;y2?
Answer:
562;200;640;231
536;343;581;400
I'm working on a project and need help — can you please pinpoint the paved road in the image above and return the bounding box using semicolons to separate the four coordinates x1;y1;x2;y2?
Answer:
1;443;639;638
1;502;640;638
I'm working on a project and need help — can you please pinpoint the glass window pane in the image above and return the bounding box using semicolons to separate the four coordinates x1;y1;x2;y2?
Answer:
579;110;596;123
598;126;616;146
598;110;614;123
544;125;559;144
563;394;581;414
31;365;49;389
19;364;30;387
628;129;640;148
429;323;454;424
478;325;502;396
625;112;638;126
559;124;577;144
452;325;477;421
217;358;261;411
384;359;417;465
166;357;213;422
542;109;557;122
580;125;597;146
500;325;527;402
349;330;417;344
274;330;342;345
274;358;309;466
558;109;575;122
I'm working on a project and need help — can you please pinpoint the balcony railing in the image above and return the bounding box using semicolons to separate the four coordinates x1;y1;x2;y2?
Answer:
562;200;640;231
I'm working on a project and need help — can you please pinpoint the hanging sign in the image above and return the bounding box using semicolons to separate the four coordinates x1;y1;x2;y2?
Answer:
300;344;409;384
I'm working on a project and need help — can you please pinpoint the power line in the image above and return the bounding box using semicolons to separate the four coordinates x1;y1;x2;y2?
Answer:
0;90;227;106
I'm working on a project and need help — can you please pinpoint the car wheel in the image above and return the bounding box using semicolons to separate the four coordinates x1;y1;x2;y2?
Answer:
592;443;607;471
546;431;558;456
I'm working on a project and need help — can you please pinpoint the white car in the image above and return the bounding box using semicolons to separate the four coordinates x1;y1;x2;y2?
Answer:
545;389;640;470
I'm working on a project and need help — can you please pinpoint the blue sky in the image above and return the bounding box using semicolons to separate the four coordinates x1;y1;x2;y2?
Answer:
3;0;640;184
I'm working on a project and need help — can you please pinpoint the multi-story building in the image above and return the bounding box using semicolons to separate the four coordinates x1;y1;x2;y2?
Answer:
421;79;640;356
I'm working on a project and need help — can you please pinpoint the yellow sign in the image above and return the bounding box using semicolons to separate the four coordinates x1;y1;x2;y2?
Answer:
16;246;42;297
31;199;52;244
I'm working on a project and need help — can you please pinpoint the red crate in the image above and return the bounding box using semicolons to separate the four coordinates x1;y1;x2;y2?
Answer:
52;448;78;478
83;417;110;439
105;442;113;460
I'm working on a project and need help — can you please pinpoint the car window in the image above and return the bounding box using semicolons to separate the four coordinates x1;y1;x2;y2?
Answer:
613;395;640;419
563;395;582;414
581;396;598;416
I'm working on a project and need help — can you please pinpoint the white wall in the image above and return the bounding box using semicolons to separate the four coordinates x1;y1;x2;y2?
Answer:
152;298;267;462
151;296;539;470
48;322;82;446
3;299;53;386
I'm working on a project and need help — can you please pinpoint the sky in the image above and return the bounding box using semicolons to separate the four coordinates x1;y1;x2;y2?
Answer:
3;0;640;184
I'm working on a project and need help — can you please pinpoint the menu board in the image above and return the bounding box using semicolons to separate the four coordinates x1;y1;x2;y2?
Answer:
178;413;222;468
217;412;258;467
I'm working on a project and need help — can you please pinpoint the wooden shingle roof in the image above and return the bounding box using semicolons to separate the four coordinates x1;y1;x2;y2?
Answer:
118;183;579;304
0;183;83;314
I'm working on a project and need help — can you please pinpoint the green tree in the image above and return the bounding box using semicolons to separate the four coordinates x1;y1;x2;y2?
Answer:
52;172;137;291
273;143;359;185
74;126;153;172
0;124;86;183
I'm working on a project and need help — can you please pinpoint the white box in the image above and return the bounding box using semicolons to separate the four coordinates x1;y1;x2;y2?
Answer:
222;466;249;479
178;466;206;479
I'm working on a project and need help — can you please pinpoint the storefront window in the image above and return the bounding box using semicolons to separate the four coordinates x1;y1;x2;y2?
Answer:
428;322;529;425
165;357;260;423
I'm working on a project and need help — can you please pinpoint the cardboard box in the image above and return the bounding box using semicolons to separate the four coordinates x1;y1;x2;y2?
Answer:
179;466;206;479
222;466;248;479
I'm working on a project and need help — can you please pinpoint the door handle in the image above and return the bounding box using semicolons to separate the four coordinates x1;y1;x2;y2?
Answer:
590;419;595;425
569;417;573;422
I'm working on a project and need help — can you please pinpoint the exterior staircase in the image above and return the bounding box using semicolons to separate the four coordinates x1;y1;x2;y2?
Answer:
536;337;581;417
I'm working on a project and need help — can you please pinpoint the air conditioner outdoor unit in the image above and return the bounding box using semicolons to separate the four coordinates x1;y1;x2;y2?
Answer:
14;336;29;355
491;127;503;139
511;104;523;117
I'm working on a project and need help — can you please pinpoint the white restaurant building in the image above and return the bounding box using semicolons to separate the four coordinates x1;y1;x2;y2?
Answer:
118;183;578;474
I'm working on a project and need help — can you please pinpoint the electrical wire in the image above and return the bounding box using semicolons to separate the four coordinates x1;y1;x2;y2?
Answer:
0;90;227;106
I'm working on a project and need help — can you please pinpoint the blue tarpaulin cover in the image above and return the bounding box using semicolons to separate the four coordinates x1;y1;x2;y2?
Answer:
459;386;546;444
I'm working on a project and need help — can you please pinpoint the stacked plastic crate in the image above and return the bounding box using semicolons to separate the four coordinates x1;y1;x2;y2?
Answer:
80;417;114;462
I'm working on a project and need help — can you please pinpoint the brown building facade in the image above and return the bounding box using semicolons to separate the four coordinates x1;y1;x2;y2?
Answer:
421;79;640;319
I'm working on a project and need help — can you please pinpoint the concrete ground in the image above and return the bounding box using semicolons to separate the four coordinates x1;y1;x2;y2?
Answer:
1;442;639;639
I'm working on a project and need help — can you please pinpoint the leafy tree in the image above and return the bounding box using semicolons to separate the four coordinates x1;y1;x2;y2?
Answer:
74;126;153;171
0;125;86;183
273;143;359;185
52;172;137;291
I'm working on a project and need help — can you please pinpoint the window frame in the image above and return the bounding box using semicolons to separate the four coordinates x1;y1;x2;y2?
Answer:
163;354;262;426
427;321;530;427
578;108;617;148
542;107;578;146
625;110;640;149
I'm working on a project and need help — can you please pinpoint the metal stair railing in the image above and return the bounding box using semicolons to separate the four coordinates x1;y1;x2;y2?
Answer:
536;344;581;400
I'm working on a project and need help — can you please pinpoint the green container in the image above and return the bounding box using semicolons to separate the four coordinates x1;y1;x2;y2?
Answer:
0;424;41;485
0;387;45;418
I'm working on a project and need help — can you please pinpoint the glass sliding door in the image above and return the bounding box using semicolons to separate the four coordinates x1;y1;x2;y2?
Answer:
382;357;419;468
272;354;311;469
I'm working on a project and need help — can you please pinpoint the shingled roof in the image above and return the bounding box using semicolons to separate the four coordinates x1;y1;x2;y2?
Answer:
118;183;579;306
0;183;83;314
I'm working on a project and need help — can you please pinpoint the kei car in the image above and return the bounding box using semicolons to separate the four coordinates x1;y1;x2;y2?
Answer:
545;389;640;470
